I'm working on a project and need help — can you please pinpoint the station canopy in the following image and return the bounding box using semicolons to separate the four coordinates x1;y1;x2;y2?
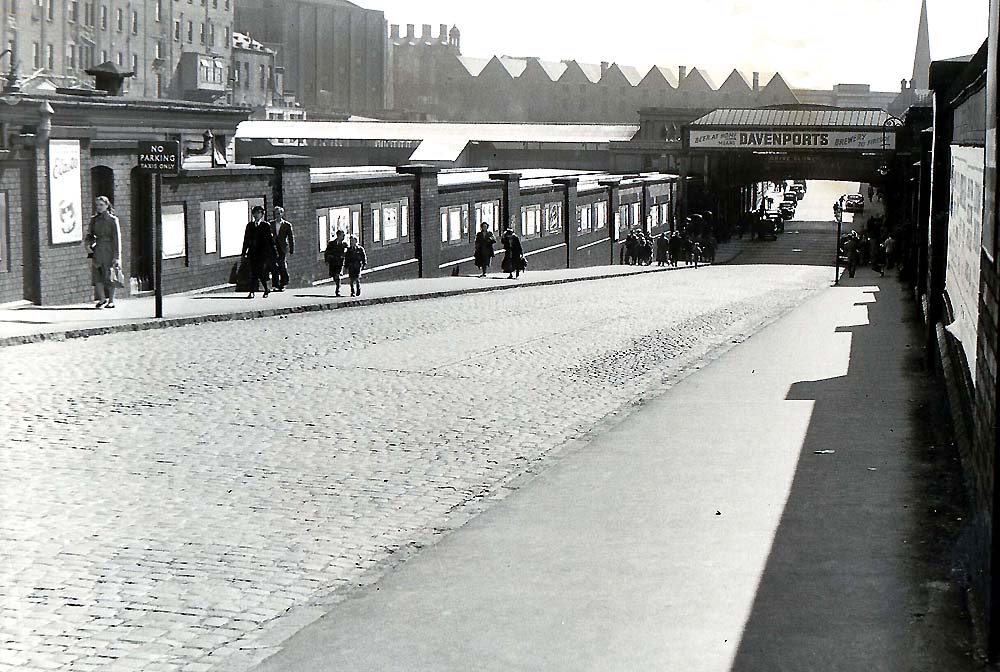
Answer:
236;120;639;163
686;108;897;151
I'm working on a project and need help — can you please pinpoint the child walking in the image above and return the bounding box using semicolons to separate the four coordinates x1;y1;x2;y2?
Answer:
344;234;367;296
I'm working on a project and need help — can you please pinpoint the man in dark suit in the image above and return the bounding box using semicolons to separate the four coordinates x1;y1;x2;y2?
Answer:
270;206;295;291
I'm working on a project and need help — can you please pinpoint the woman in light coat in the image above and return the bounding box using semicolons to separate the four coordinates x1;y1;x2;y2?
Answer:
87;196;122;309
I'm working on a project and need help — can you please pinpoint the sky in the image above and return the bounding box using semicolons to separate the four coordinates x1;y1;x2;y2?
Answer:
369;0;988;91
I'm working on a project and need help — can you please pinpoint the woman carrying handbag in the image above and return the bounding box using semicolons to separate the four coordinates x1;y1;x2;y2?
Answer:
86;196;123;309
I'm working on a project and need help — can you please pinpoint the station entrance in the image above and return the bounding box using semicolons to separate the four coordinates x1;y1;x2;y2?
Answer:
680;107;900;268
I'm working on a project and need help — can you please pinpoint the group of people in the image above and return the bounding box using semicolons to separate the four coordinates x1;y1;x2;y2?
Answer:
474;223;528;279
239;205;297;299
622;229;716;268
841;229;897;278
322;229;368;297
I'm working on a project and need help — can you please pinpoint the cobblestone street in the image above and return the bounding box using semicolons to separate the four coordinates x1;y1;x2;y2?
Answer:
1;265;831;671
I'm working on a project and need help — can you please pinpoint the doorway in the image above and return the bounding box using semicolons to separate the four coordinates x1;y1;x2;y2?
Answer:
130;168;153;291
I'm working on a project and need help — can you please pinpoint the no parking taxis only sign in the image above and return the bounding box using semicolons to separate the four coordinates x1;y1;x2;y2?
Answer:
137;141;180;173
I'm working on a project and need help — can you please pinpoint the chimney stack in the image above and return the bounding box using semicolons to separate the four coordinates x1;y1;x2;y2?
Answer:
439;24;448;41
752;71;760;92
405;24;415;40
390;24;399;40
601;61;609;74
421;24;431;40
678;65;687;81
901;78;908;92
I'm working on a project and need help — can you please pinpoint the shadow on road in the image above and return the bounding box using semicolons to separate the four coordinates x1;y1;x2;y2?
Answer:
729;276;977;671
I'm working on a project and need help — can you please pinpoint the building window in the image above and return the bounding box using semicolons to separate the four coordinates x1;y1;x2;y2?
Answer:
317;205;361;252
132;54;138;72
520;204;542;238
224;26;230;44
372;199;408;245
209;23;215;47
543;202;563;235
187;21;193;42
594;201;608;230
578;204;592;233
475;200;500;235
99;4;107;29
173;20;180;40
46;0;53;21
66;42;75;68
85;2;94;25
155;0;162;21
45;43;53;70
259;64;266;89
115;7;122;31
32;42;40;69
116;51;122;66
131;10;138;34
199;22;205;44
155;73;162;97
242;62;249;88
440;204;469;244
155;40;163;59
100;49;107;64
68;0;78;22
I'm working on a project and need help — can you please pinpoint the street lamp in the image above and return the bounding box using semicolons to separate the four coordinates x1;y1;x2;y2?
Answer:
878;115;904;176
0;49;20;95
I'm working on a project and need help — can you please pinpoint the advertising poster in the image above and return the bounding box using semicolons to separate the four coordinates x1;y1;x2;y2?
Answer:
49;140;84;245
946;144;986;383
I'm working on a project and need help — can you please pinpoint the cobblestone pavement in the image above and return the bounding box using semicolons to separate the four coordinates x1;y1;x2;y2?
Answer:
1;265;831;671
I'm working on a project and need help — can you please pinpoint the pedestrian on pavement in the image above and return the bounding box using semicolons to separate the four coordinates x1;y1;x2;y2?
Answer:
844;231;860;279
501;225;525;279
344;234;367;297
474;222;496;277
656;232;669;266
323;229;349;296
86;196;122;309
868;184;875;202
624;229;639;265
884;233;897;270
241;205;277;299
270;206;295;292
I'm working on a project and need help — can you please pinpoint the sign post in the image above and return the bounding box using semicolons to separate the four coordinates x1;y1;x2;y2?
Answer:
137;141;180;318
834;203;843;285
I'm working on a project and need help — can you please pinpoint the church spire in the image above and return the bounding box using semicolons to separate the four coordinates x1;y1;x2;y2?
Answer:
912;0;931;89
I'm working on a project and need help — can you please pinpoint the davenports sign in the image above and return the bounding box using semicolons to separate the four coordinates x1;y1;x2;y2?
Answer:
689;129;895;151
137;141;181;173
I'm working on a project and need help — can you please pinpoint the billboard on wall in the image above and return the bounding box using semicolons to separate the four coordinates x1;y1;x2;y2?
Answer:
946;144;986;383
48;140;84;245
689;129;896;151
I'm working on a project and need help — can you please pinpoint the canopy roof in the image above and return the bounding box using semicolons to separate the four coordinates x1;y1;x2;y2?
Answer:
690;108;893;129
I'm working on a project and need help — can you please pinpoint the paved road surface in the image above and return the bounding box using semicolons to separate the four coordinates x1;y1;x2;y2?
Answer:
1;265;831;671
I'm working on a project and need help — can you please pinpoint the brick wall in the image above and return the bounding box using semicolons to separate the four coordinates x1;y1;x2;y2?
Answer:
574;187;615;268
435;182;504;277
0;161;27;304
158;167;276;295
311;174;421;283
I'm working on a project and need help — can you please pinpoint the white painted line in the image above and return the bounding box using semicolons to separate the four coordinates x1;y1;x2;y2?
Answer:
312;258;419;285
524;242;566;258
576;239;609;252
438;255;476;269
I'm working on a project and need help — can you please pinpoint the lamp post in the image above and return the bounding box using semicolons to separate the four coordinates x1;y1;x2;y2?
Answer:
878;115;904;177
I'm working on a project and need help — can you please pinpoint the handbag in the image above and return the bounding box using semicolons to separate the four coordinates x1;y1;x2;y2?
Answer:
109;263;126;289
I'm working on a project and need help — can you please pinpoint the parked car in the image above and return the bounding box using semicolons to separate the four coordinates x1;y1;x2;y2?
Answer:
778;201;796;220
754;212;781;240
844;194;865;213
790;184;806;200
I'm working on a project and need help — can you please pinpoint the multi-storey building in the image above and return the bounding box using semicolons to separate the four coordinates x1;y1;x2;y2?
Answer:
234;0;389;116
0;0;234;100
